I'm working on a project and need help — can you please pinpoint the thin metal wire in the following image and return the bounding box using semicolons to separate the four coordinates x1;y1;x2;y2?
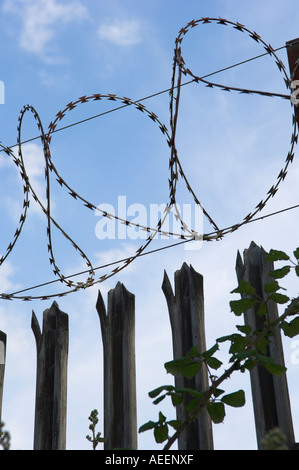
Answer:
7;202;299;298
0;17;298;301
0;40;295;153
169;17;298;241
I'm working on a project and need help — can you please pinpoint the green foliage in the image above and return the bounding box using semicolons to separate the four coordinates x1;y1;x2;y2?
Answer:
280;316;299;338
86;409;105;450
164;344;221;380
139;411;180;444
270;266;291;279
206;390;246;424
0;421;11;450
266;249;290;262
139;246;299;450
261;427;288;450
206;402;225;424
164;346;203;379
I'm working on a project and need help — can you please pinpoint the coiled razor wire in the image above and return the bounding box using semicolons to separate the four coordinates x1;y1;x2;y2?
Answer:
0;17;297;301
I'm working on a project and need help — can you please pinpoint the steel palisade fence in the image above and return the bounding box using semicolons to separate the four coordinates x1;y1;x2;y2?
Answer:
0;241;298;450
0;17;299;450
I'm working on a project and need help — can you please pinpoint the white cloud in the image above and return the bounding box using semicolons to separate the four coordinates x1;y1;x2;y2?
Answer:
17;143;49;214
0;152;14;170
0;260;20;293
98;19;143;47
4;143;57;219
3;0;88;59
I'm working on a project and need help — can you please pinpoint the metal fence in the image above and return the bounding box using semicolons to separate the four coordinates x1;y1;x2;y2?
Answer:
0;241;297;450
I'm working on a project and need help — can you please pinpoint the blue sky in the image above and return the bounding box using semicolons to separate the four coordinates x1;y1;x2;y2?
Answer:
0;0;299;450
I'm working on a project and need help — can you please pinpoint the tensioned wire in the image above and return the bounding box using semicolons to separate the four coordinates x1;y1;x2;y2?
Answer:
8;203;299;297
1;23;299;300
0;40;296;153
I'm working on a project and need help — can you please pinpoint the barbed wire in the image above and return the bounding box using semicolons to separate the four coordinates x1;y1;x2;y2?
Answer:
5;202;299;300
1;40;295;154
0;17;298;301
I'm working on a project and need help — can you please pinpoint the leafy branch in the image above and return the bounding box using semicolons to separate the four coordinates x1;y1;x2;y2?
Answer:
0;421;11;450
139;247;299;449
86;409;105;450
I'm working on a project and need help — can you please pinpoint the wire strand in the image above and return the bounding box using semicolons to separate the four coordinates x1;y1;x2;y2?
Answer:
8;202;299;297
1;27;299;300
0;41;294;153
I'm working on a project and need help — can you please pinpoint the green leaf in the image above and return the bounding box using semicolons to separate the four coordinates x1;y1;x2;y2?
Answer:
183;362;202;379
186;345;201;357
149;385;174;399
256;353;287;377
164;359;183;376
230;298;257;316
174;387;202;398
296;266;299;278
205;356;223;370
164;358;189;377
213;388;225;398
221;390;245;408
165;359;202;379
207;402;225;424
158;411;166;423
185;397;202;414
256;336;270;355
293;248;299;260
229;334;249;354
168;420;181;430
243;358;257;371
263;362;287;377
217;334;235;343
236;325;252;335
139;421;157;433
154;424;168;443
171;393;183;407
264;281;280;293
153;394;168;405
218;333;250;357
232;349;256;362
269;266;291;279
281;317;299;338
268;293;290;304
164;346;202;378
257;302;267;317
285;298;299;316
266;249;290;262
231;280;256;296
201;343;219;359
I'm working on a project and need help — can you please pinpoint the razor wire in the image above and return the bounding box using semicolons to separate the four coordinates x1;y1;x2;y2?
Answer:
0;17;298;301
7;202;299;299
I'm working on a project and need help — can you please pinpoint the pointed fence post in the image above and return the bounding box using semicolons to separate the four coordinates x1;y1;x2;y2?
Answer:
0;331;6;423
162;263;214;450
236;241;295;450
96;282;137;450
286;37;299;128
31;301;69;450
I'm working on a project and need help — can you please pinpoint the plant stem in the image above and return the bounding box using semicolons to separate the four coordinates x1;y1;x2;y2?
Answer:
163;360;241;450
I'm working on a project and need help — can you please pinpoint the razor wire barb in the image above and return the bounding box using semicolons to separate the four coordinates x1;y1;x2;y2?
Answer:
7;202;299;299
0;16;298;301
